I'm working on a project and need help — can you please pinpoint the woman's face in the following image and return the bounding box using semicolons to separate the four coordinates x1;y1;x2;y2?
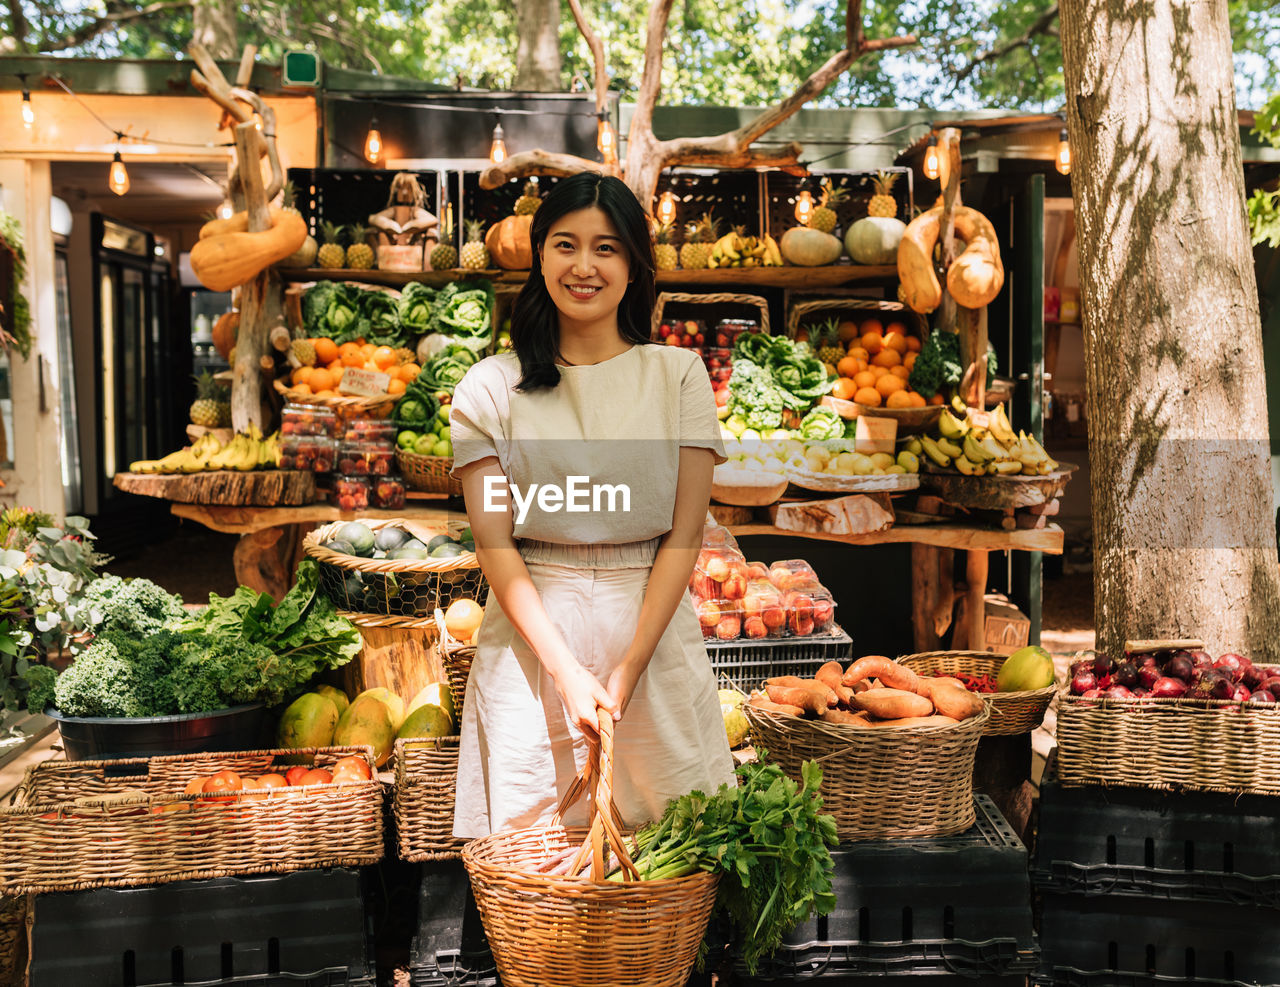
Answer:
540;206;632;333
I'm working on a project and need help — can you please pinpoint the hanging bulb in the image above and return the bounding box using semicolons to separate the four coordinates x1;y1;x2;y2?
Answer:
108;151;130;196
217;201;235;220
656;191;676;227
252;112;264;132
1055;128;1072;176
923;134;940;181
597;117;616;159
364;117;383;165
21;90;34;129
489;122;507;164
794;190;814;226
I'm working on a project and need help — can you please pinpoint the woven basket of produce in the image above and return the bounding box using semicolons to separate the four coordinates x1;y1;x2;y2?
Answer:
392;736;465;861
397;447;462;496
741;655;989;841
273;379;396;420
898;651;1056;736
304;518;484;621
0;746;383;895
434;608;477;719
463;709;719;987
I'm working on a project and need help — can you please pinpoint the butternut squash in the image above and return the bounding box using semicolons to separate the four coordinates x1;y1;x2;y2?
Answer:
896;205;1004;313
190;211;308;292
199;206;288;239
211;309;239;361
485;215;534;269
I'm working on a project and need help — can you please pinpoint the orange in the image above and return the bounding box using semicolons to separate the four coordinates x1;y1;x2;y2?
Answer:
886;389;913;409
308;368;334;393
853;386;882;407
927;392;945;405
387;378;407;395
836;355;861;378
342;350;365;368
848;346;870;364
313;338;339;364
870;365;889;379
312;389;336;398
360;342;376;359
852;370;877;390
327;358;343;373
905;335;922;353
871;348;902;368
338;340;361;359
903;352;917;372
860;317;884;337
908;391;927;407
875;373;905;397
831;377;858;401
890;365;911;381
398;362;421;383
885;320;907;336
291;366;314;387
445;598;485;641
373;345;397;370
291;382;312;397
837;319;861;343
883;330;908;354
183;776;208;796
860;331;884;355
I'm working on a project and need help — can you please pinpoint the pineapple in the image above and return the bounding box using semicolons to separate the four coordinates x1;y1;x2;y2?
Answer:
190;371;223;428
868;171;899;218
811;178;848;234
394;347;416;365
815;318;844;365
345;225;375;270
290;338;316;367
654;221;678;271
429;212;458;271
514;180;542;216
316;221;346;269
680;213;718;270
459;219;490;270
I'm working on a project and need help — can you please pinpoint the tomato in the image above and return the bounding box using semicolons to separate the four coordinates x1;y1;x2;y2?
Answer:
284;766;311;786
330;767;366;786
296;768;333;786
183;776;209;796
255;773;289;789
331;756;372;781
209;769;244;791
201;776;238;796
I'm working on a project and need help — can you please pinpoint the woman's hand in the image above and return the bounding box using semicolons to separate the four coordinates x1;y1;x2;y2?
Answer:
605;660;645;721
554;662;618;741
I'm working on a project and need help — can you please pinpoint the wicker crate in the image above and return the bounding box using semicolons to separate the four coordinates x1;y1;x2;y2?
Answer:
743;703;989;842
651;290;770;340
898;650;1056;737
0;746;384;895
273;378;397;420
397;447;462;496
393;736;466;862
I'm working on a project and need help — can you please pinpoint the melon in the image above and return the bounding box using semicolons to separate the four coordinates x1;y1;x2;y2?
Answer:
314;684;350;718
408;681;455;725
397;703;454;741
997;645;1056;692
333;695;396;767
845;216;907;265
779;227;843;267
277;693;340;762
356;687;406;732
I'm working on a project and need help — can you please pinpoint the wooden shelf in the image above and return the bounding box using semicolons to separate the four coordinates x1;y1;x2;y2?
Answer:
170;501;459;536
727;521;1064;554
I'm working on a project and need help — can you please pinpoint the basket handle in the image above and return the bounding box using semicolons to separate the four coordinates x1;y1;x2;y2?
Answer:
434;607;459;658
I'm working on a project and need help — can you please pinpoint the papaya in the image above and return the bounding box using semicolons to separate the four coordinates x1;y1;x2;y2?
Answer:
356;687;406;732
333;695;396;767
397;703;454;741
314;684;350;718
277;693;340;763
407;681;455;724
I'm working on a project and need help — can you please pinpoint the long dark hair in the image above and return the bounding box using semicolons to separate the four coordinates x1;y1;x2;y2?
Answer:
509;172;656;390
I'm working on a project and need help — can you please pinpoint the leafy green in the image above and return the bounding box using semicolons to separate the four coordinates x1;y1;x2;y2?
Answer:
357;289;404;348
301;281;362;343
726;359;787;430
398;282;438;334
428;281;494;341
422;344;479;394
726;332;835;429
78;574;185;637
907;328;999;398
799;406;844;440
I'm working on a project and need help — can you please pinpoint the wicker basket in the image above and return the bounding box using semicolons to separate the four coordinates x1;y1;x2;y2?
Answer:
392;736;465;861
786;296;927;342
0;896;24;987
0;746;384;894
435;607;477;718
273;378;397;419
742;703;989;842
305;518;485;620
464;708;718;987
1055;691;1280;795
651;291;770;340
397;447;462;496
898;651;1056;736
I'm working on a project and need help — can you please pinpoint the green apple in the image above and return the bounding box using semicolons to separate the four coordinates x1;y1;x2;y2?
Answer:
414;434;438;456
437;425;451;442
397;430;419;450
724;414;748;437
436;403;452;425
432;439;453;457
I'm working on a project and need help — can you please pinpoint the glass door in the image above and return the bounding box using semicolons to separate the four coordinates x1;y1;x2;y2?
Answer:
54;249;82;513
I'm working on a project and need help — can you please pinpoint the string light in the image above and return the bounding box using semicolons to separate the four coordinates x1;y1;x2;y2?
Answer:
656;191;676;226
923;134;940;181
252;112;264;132
794;190;814;226
1055;128;1071;176
364;117;383;164
489;121;507;164
19;75;33;129
597;113;616;161
108;150;130;196
217;201;235;219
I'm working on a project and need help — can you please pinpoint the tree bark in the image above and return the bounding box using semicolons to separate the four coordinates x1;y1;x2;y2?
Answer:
192;0;238;60
1060;0;1280;656
513;0;563;91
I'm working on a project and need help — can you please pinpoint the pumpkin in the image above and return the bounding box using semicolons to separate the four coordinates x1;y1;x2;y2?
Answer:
198;206;289;240
189;211;308;292
485;215;534;270
212;309;239;361
779;227;843;267
897;205;1004;313
845;217;906;265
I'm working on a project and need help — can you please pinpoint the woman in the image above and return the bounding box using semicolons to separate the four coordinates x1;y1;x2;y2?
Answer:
449;172;735;837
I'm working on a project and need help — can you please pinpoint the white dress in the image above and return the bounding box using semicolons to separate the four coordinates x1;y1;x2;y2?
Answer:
448;344;737;837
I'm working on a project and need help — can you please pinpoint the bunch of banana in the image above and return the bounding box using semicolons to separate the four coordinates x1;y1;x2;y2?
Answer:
911;403;1059;476
130;427;281;475
708;229;783;268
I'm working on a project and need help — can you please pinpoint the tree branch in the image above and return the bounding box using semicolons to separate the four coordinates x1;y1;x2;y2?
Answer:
6;0;26;51
230;85;283;202
659;137;809;176
189;41;253;124
16;0;191;54
629;0;677;139
564;0;608;116
478;149;615;189
952;2;1059;88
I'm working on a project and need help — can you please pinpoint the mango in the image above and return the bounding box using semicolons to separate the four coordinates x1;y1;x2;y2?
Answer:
997;645;1056;692
333;695;396;767
356;687;406;732
397;703;454;741
408;681;455;724
277;693;340;763
314;684;350;717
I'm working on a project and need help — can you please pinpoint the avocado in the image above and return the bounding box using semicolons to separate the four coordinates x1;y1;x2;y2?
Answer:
337;522;376;557
430;543;466;559
374;525;411;552
326;539;354;556
426;534;455;552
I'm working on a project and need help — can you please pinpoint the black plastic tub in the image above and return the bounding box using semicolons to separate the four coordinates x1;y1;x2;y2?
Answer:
46;704;271;760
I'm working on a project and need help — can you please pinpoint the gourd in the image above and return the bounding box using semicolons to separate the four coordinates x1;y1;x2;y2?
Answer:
189;211;308;292
897;205;1004;313
211;309;239;360
484;215;534;269
198;206;288;239
778;227;842;267
844;217;906;265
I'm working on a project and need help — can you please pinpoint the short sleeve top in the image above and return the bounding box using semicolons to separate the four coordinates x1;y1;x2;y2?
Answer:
449;344;725;545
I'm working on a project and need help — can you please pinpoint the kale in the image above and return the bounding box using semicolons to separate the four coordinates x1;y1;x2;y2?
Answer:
908;328;1000;398
80;574;184;637
21;664;57;713
53;637;149;717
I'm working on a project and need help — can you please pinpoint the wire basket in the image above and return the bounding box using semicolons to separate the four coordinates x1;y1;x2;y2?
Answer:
392;736;465;862
651;291;771;340
273;379;397;420
304;519;486;621
397;448;463;496
897;651;1056;736
742;702;989;842
435;608;477;719
463;708;718;987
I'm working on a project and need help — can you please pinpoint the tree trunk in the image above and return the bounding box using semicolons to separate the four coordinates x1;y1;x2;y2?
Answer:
192;0;237;60
513;0;563;91
1060;0;1280;657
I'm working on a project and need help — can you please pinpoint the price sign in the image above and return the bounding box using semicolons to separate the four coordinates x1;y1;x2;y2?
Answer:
339;367;392;396
966;409;991;430
854;415;897;455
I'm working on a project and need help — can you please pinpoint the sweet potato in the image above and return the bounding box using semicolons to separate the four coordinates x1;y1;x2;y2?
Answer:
842;656;923;695
931;676;968;691
765;684;828;716
870;714;961;728
765;676;838;708
925;681;986;721
815;661;855;705
852;688;934;720
747;695;805;718
819;708;871;727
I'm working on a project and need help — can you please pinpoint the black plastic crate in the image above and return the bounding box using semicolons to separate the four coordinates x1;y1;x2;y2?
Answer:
708;624;853;690
29;867;372;987
743;795;1037;981
286;167;440;236
1037;892;1280;985
1033;755;1280;907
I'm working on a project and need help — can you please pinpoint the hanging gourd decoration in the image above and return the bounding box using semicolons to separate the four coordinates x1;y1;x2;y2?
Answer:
211;309;240;360
896;204;1004;313
484;214;534;270
189;210;308;292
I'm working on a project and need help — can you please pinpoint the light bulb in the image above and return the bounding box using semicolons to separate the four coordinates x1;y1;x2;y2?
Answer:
364;119;382;164
108;152;130;196
489;123;507;165
597;118;616;157
923;135;940;181
21;91;33;129
217;201;235;220
1055;128;1071;176
252;112;264;132
794;190;814;226
656;191;676;226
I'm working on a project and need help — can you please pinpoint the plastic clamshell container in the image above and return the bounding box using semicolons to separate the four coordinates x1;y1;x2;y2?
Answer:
711;318;757;348
278;435;336;473
333;475;371;512
692;593;745;642
281;402;337;438
371;473;406;510
701;347;733;371
342;418;397;443
740;578;788;639
766;559;822;591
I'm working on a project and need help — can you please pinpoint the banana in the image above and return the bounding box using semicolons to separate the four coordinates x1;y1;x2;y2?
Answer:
904;436;923;456
935;436;964;460
762;235;783;267
953;454;982;476
938;410;968;440
990;403;1018;444
991;460;1024;475
919;435;952;468
950;393;968;416
963;433;994;464
979;434;1010;461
